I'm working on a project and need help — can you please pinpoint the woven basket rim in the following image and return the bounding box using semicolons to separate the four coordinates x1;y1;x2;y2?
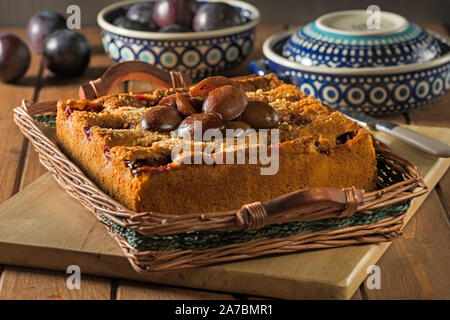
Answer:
13;99;428;237
102;212;407;272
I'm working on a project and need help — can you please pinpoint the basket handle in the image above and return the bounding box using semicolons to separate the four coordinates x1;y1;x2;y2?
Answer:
236;187;364;230
78;61;192;99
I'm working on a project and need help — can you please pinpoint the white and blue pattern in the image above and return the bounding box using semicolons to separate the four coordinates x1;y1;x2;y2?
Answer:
206;47;222;66
101;5;257;80
283;22;441;68
138;50;155;64
260;60;449;115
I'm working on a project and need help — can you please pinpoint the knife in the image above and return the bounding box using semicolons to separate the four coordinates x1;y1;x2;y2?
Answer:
337;108;450;158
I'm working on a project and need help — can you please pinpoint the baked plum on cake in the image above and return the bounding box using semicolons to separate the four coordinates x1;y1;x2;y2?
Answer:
56;74;377;214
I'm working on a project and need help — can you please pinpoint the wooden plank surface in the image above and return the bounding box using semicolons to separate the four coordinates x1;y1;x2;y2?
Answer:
359;190;450;299
0;266;111;300
0;24;448;300
117;282;235;300
0;29;40;204
436;170;450;216
353;129;450;299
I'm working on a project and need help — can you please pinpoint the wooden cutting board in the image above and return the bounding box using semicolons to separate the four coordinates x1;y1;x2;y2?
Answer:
0;125;448;299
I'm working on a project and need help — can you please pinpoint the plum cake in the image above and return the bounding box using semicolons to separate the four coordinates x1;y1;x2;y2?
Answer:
56;74;377;214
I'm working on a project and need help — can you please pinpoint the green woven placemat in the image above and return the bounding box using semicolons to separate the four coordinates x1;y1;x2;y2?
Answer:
34;115;56;126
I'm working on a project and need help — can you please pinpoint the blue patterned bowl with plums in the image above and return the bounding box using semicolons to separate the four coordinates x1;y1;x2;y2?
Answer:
98;0;260;80
249;10;450;115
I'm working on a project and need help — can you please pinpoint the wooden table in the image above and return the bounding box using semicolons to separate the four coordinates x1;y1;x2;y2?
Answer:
0;24;449;300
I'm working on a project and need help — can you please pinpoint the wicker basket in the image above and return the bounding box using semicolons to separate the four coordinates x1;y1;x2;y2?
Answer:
13;63;428;272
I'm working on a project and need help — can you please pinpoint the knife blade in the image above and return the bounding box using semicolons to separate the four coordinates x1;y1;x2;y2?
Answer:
337;108;450;158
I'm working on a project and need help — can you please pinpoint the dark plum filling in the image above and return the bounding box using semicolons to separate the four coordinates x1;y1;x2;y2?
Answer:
85;105;105;113
125;155;173;176
83;124;92;140
122;123;136;129
336;131;358;144
136;94;150;101
65;105;104;117
314;141;330;155
102;146;111;161
281;112;311;126
64;107;74;117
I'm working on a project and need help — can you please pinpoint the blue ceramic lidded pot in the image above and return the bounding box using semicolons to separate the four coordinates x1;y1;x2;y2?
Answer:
250;10;450;115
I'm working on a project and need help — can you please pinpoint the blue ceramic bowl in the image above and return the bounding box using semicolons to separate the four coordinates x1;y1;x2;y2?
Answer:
98;0;260;80
249;30;450;115
282;11;441;68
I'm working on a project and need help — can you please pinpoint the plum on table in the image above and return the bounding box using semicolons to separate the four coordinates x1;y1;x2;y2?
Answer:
27;11;66;53
0;33;30;83
44;30;90;77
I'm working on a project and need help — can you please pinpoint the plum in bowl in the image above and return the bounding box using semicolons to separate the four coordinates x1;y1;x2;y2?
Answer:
97;0;260;79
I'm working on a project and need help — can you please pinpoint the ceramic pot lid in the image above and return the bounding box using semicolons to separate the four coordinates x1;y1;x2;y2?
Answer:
282;10;441;68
